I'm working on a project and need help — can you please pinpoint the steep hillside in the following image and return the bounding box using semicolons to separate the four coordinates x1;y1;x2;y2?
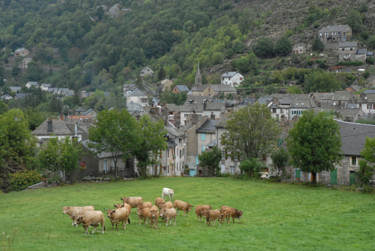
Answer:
0;0;374;92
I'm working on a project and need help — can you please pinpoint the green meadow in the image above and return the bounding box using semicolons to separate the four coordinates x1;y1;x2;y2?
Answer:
0;177;374;250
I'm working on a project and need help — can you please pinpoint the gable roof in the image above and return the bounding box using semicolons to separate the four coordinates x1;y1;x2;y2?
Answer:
175;85;190;92
319;25;351;33
32;119;73;136
337;120;375;156
221;72;240;78
210;85;237;92
338;42;357;48
196;119;218;134
128;88;147;97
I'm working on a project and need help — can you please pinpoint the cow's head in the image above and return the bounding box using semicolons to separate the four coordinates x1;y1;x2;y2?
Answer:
114;203;124;209
107;209;115;218
151;209;159;219
236;210;243;218
62;206;69;215
187;204;193;211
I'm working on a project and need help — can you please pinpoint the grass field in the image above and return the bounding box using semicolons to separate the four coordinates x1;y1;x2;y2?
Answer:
0;177;374;250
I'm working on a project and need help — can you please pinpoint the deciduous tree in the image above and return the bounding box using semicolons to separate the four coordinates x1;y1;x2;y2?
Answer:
198;146;222;176
221;103;281;161
287;111;342;183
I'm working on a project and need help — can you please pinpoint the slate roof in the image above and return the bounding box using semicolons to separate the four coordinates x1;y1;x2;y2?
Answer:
338;42;357;48
32;119;73;136
337;120;375;156
319;25;351;33
333;91;353;101
210;85;237;92
196;119;218;134
15;93;29;99
221;72;239;78
127;88;147;97
175;85;190;92
191;84;209;92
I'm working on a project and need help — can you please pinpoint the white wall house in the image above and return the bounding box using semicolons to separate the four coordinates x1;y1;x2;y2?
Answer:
126;88;148;106
221;72;244;87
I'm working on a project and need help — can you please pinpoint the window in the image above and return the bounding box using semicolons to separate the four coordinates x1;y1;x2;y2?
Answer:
230;166;235;175
201;133;206;141
367;104;372;109
179;150;182;158
351;157;357;166
103;159;108;173
201;145;205;152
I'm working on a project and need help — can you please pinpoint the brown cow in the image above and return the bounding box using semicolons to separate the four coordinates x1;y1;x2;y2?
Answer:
121;197;143;208
205;210;221;226
114;203;132;214
195;205;212;222
220;206;243;223
107;207;130;230
137;206;151;225
159;207;177;226
150;206;159;229
76;211;105;234
173;200;193;216
62;206;94;227
155;197;165;208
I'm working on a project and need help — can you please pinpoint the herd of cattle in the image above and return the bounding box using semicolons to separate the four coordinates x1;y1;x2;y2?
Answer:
62;187;243;234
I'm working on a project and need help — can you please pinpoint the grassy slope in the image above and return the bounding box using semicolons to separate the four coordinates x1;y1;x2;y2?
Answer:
0;177;374;250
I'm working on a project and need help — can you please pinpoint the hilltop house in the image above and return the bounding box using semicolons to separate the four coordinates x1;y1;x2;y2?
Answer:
26;81;39;89
14;48;29;57
319;25;352;49
221;72;244;87
125;87;148;106
338;42;366;62
140;67;154;77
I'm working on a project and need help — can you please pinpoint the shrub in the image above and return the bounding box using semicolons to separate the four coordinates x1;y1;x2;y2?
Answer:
9;170;42;191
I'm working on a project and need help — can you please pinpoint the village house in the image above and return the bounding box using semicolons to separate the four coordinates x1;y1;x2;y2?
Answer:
19;57;32;70
221;72;244;87
290;120;375;186
140;67;154;77
125;87;148;106
14;48;30;57
0;94;13;100
40;83;51;91
172;85;190;94
318;25;352;49
358;91;375;115
337;42;366;62
26;81;39;89
292;44;307;54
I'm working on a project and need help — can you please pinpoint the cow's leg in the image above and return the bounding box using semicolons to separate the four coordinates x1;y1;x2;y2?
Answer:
139;217;142;225
174;217;176;226
92;226;97;234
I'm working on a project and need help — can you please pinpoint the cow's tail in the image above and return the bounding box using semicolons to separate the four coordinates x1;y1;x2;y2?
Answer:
128;218;131;224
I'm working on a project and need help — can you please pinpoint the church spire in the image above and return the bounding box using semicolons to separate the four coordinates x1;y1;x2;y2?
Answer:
195;62;202;86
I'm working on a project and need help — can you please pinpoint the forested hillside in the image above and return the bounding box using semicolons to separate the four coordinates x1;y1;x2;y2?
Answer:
0;0;375;97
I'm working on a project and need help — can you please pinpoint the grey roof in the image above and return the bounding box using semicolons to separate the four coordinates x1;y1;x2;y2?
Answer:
196;119;218;134
221;72;240;78
363;90;375;94
75;107;86;112
333;91;353;101
361;93;375;102
175;85;190;92
83;108;96;116
126;102;144;113
210;85;237;92
15;93;29;99
191;84;209;92
367;51;374;56
357;49;367;55
339;108;363;119
205;102;225;111
337;120;375;156
127;88;147;97
257;96;273;105
9;86;21;92
32;119;73;136
338;42;357;48
319;25;351;33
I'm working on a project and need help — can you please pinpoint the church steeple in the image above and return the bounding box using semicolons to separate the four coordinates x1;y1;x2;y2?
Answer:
195;62;202;86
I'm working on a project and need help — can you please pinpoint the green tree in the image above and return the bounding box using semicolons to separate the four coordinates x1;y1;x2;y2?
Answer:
0;100;8;115
357;137;375;190
36;137;81;181
346;10;363;33
253;37;274;58
239;158;265;177
198;146;222;176
88;109;139;178
304;71;342;93
221;103;281;161
158;66;166;81
133;115;167;178
312;38;324;52
271;148;289;176
287;111;342;183
274;36;292;56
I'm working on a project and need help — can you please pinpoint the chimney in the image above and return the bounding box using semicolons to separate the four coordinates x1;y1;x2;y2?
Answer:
47;119;53;133
75;122;78;137
210;112;215;120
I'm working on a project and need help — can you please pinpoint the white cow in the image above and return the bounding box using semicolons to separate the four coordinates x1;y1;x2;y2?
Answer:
162;187;174;201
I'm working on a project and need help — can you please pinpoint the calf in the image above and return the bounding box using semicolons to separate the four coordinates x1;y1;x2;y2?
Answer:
149;206;159;229
107;207;130;230
161;201;173;209
161;187;174;201
121;196;143;208
76;210;105;234
205;210;221;226
173;200;193;216
195;205;212;222
154;197;165;208
62;206;94;226
220;206;243;223
159;207;176;226
137;206;151;225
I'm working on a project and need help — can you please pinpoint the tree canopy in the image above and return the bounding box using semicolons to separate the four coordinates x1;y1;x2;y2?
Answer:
88;109;140;178
287;110;342;183
221;103;281;161
198;146;222;176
